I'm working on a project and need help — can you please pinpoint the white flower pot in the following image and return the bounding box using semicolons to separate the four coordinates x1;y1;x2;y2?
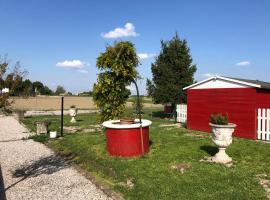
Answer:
50;131;57;138
209;123;236;164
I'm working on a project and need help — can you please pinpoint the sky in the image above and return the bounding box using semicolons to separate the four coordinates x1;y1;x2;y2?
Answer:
1;0;270;94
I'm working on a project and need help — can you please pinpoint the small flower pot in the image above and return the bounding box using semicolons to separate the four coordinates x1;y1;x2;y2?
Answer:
209;123;236;164
50;131;57;138
120;118;135;124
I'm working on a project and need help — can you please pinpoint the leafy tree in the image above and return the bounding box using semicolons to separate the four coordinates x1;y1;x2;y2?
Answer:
0;56;28;112
32;81;53;95
33;81;44;95
146;78;155;97
41;86;53;95
55;85;66;95
22;79;34;96
151;33;197;107
93;41;139;121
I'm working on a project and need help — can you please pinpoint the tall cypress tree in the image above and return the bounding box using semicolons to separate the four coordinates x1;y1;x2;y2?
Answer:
151;33;197;107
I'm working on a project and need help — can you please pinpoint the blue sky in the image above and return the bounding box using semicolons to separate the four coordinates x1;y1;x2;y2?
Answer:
1;0;270;94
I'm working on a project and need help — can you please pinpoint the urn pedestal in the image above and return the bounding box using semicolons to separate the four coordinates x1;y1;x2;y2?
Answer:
209;123;236;164
69;107;77;123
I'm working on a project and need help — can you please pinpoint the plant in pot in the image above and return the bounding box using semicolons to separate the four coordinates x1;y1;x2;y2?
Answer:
69;105;77;123
209;113;236;164
120;112;135;124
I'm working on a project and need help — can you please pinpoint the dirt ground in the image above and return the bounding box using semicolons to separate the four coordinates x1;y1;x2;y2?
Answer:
10;96;162;111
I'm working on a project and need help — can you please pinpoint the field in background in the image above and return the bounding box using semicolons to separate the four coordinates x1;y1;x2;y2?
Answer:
11;96;162;111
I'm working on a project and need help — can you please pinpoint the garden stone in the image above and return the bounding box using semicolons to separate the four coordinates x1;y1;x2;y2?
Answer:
36;121;50;134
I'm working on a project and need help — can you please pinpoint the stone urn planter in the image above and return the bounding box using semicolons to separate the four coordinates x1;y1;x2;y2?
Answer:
36;121;50;134
209;113;236;164
209;123;236;164
69;106;77;123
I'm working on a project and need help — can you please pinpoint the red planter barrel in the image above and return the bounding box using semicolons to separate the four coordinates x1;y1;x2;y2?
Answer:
103;119;152;157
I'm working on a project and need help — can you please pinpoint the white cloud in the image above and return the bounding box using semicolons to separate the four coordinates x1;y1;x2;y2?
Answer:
77;69;88;74
56;60;87;69
138;53;155;60
235;61;251;66
101;22;139;39
202;73;220;78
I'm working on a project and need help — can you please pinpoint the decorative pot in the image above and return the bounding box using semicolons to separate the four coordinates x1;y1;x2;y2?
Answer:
69;107;77;123
36;121;50;134
50;131;57;138
209;123;236;164
120;118;135;124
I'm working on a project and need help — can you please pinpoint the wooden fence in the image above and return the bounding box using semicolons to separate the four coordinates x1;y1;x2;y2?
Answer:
257;108;270;141
176;104;187;123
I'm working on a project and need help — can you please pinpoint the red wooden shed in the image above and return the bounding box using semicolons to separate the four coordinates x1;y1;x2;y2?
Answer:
183;76;270;141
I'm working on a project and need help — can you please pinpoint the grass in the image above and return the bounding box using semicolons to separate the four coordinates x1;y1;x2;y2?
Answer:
22;109;270;200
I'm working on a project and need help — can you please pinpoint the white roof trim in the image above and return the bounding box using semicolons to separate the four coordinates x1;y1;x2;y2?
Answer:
183;76;261;90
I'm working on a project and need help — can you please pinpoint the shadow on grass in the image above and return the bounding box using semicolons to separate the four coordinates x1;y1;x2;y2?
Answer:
5;154;70;191
151;111;169;119
200;145;218;156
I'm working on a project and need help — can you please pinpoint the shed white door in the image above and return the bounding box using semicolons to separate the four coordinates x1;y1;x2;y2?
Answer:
257;108;270;141
177;104;187;123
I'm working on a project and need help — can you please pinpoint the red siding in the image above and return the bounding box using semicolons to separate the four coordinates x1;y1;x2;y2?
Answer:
256;89;270;108
187;88;257;139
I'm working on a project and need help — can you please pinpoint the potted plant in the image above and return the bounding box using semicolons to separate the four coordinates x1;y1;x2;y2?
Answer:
209;113;236;164
49;131;57;138
120;112;135;124
69;105;77;123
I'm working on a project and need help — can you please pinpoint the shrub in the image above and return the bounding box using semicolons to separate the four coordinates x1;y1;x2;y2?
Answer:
131;96;144;114
210;113;229;125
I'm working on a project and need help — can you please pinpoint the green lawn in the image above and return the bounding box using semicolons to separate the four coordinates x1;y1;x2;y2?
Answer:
21;109;270;200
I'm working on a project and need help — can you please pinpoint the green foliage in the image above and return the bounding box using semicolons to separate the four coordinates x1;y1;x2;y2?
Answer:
0;56;28;112
96;41;138;79
33;81;53;95
210;113;229;125
93;41;139;121
131;96;144;114
78;91;93;96
55;85;66;95
146;78;154;97
151;33;197;104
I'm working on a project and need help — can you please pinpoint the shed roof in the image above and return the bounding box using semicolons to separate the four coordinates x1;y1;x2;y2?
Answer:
223;77;270;89
183;76;270;90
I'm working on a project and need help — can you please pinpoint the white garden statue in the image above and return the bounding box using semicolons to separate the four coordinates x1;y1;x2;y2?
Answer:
69;106;77;123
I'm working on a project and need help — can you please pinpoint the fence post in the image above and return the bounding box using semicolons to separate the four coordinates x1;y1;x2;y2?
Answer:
60;96;64;137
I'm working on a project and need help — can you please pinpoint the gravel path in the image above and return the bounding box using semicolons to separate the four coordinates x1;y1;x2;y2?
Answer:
0;115;112;200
